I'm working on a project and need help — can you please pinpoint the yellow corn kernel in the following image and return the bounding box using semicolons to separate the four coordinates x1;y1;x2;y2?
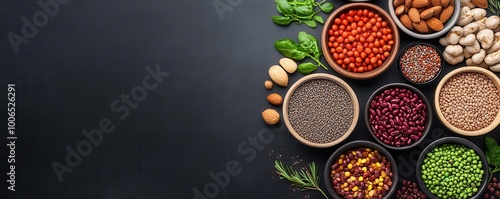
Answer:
381;171;387;178
361;159;367;164
378;182;383;187
369;190;375;197
379;177;384;182
367;184;373;191
362;167;367;172
374;179;379;184
368;153;373;158
376;162;381;168
344;171;350;177
350;176;356;181
342;182;348;188
358;176;363;181
352;186;358;191
338;159;343;164
344;187;349;191
347;163;353;169
366;148;371;152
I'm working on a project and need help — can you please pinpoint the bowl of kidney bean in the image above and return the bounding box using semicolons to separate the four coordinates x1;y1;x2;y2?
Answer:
435;67;500;136
365;83;432;150
321;3;400;80
324;140;398;199
416;137;489;199
398;42;444;86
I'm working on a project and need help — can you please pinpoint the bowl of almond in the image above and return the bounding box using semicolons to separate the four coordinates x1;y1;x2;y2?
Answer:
388;0;460;39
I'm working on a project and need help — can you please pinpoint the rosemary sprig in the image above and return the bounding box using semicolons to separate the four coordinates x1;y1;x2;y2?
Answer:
489;0;500;16
274;160;329;199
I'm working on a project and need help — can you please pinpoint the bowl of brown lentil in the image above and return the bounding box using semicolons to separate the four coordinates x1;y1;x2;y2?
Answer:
324;140;398;199
398;42;444;86
282;73;359;148
435;67;500;136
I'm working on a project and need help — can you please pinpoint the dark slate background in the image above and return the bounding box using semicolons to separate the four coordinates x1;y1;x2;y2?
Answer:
0;0;499;198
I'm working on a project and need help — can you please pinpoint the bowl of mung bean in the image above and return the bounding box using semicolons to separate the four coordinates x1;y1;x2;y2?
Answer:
324;140;398;199
398;42;444;86
416;137;489;199
434;67;500;136
282;73;359;148
365;83;432;150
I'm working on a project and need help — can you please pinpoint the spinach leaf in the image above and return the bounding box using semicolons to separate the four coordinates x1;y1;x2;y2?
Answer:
274;39;307;60
319;2;334;13
275;0;294;15
295;5;314;17
298;62;317;75
302;20;317;28
272;16;293;26
313;15;324;24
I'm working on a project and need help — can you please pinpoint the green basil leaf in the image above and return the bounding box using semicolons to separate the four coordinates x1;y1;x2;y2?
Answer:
295;5;314;16
274;39;307;60
298;31;312;45
486;137;498;151
298;62;317;75
320;2;334;13
275;0;294;15
302;20;317;28
272;15;293;25
313;15;324;24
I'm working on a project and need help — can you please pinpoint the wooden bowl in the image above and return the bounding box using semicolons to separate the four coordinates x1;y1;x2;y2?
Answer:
434;67;500;136
282;73;359;148
321;3;400;80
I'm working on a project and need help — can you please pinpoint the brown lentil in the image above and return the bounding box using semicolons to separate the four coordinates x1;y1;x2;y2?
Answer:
438;72;500;131
330;147;393;199
288;79;353;144
396;180;427;199
399;44;441;83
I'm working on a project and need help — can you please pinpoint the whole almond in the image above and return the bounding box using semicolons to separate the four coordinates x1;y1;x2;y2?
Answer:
394;0;405;7
441;0;450;7
279;58;297;74
431;0;441;6
420;8;435;20
430;6;443;17
405;0;413;13
413;21;429;33
396;4;405;16
264;80;273;90
412;0;430;8
472;0;488;8
400;14;414;30
269;65;288;87
409;8;421;22
262;109;280;125
426;17;444;31
439;6;454;23
267;93;283;106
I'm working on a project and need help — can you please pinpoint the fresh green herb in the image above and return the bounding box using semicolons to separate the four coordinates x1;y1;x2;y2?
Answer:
274;160;329;199
489;0;500;16
274;31;327;75
485;137;500;181
271;0;334;28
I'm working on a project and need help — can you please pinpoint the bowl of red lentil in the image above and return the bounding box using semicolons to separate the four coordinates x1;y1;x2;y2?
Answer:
321;3;400;80
435;67;500;136
365;83;432;150
282;73;359;148
324;140;398;199
398;42;444;86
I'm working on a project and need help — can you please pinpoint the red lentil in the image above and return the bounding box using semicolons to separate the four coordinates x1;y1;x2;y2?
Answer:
399;44;442;84
328;9;394;73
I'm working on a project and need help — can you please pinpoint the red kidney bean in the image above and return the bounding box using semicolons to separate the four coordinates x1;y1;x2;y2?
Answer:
368;87;427;147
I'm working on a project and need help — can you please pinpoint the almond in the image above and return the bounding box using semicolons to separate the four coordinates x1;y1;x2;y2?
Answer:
400;14;414;30
394;0;405;7
279;58;297;73
439;5;454;23
405;0;413;13
441;0;450;7
472;0;488;8
420;8;435;20
413;21;429;33
262;109;280;125
426;17;444;31
431;0;441;6
412;0;430;8
264;80;273;90
269;65;288;87
430;6;443;17
267;93;283;106
396;4;405;16
409;8;421;22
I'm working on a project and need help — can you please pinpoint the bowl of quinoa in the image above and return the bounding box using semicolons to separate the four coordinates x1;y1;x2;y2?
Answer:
398;42;444;86
435;67;500;136
282;73;359;148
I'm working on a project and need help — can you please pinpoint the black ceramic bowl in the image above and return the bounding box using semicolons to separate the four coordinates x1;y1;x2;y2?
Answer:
398;42;444;86
416;137;489;199
324;140;398;199
365;83;432;150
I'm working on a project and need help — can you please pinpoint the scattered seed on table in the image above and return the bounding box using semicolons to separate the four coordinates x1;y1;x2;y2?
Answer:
399;44;441;83
438;72;500;131
288;79;354;144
